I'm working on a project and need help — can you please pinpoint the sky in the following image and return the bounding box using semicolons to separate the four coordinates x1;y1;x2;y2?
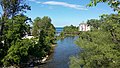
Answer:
0;0;117;27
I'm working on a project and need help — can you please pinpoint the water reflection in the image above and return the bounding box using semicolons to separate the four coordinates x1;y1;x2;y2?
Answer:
39;36;80;68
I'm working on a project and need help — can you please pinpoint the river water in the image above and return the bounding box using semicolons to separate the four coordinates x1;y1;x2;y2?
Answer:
39;36;80;68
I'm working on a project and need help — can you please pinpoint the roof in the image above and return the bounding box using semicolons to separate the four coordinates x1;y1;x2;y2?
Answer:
79;23;88;25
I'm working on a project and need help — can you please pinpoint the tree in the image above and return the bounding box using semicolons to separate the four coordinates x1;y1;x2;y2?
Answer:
0;0;55;67
70;0;120;67
0;15;56;67
88;0;120;13
32;17;42;36
0;0;31;66
0;14;33;66
70;14;120;68
61;25;79;36
2;39;35;66
0;0;30;46
87;19;101;29
32;16;56;44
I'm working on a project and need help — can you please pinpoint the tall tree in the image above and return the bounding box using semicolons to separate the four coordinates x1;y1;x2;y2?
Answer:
32;16;55;43
0;14;32;66
0;0;31;66
0;0;30;45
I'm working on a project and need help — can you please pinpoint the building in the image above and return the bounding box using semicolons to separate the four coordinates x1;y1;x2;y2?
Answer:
79;23;90;31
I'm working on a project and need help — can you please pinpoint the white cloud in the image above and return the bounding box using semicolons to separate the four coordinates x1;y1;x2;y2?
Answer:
42;1;87;10
29;0;88;10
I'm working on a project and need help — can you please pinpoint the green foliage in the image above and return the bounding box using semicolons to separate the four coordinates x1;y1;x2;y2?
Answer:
63;25;78;33
0;1;31;66
30;16;56;63
60;25;79;37
87;0;120;13
0;0;31;17
32;16;56;44
39;30;51;55
32;17;42;36
0;0;30;40
2;39;33;66
70;0;120;67
70;14;120;68
87;19;101;30
0;14;33;66
0;15;56;67
2;15;30;51
59;32;64;38
0;0;55;67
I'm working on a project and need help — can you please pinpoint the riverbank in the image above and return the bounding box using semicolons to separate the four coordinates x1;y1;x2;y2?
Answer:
3;43;57;68
28;43;57;67
38;36;80;68
4;36;79;68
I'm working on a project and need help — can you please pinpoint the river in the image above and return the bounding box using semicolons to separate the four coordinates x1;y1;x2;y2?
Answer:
38;36;81;68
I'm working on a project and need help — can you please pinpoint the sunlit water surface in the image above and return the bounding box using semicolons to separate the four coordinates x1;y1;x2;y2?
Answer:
38;36;81;68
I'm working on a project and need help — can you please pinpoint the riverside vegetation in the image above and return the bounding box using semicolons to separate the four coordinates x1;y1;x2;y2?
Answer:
70;0;120;68
0;0;55;67
59;25;79;39
0;0;120;68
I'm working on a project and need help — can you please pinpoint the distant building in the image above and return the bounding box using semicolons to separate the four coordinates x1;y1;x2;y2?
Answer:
22;35;34;39
79;23;90;31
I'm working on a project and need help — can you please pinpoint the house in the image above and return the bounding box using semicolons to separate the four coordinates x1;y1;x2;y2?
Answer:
22;34;34;39
79;23;90;31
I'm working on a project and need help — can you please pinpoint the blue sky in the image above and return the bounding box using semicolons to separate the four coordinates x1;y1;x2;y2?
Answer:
0;0;116;27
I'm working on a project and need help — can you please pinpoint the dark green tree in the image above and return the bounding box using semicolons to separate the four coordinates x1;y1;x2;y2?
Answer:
70;1;120;68
32;16;56;44
0;0;55;67
87;19;101;29
32;17;42;36
61;25;79;36
0;0;30;40
0;0;31;66
2;39;35;66
1;14;32;66
70;14;120;68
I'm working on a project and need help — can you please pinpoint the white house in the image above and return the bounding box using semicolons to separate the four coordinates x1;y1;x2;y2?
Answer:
22;35;34;39
79;23;90;31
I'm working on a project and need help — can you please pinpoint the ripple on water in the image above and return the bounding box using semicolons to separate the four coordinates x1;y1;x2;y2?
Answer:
38;36;81;68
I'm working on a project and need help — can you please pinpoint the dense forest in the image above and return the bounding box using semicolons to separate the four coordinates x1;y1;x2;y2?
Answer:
0;0;55;67
70;0;120;68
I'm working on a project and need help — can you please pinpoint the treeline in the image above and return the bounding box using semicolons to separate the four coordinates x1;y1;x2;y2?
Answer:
59;25;79;37
70;0;120;68
0;0;55;67
32;16;56;44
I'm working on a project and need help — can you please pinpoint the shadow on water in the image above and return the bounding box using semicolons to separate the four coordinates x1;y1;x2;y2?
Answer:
38;36;81;68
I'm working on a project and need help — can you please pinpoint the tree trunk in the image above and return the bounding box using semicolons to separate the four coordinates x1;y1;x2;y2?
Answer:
0;13;7;43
